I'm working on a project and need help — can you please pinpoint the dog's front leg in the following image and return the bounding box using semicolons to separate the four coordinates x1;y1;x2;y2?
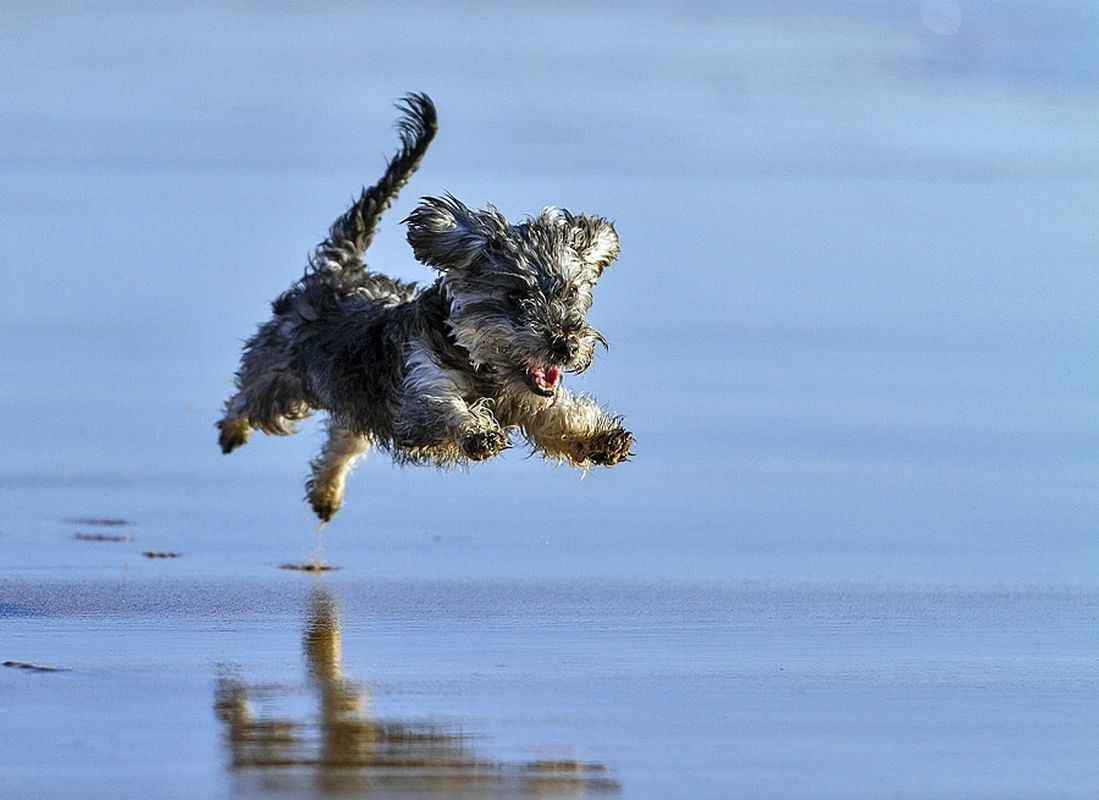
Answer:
522;390;633;467
398;345;508;461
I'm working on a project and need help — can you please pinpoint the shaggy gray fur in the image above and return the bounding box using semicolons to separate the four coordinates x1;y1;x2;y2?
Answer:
218;94;632;521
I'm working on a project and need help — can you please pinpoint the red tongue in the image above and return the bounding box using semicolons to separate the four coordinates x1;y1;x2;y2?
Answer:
528;365;561;392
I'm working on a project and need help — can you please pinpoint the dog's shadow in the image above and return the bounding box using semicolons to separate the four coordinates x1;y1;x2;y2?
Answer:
215;588;618;797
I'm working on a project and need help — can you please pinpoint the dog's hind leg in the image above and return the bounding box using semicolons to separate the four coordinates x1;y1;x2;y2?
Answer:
217;375;311;454
307;420;371;522
218;322;313;454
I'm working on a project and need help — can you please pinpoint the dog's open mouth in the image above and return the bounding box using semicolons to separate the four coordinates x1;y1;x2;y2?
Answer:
524;364;562;397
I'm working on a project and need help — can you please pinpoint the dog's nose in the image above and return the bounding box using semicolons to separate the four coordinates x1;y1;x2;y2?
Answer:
550;335;579;362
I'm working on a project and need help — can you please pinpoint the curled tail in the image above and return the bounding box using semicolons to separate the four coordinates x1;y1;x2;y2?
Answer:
311;93;437;271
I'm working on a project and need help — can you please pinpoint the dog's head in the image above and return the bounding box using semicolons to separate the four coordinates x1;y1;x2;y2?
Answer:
405;195;619;398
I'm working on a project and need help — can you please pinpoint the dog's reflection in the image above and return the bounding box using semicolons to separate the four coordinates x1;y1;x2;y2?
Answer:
216;590;618;797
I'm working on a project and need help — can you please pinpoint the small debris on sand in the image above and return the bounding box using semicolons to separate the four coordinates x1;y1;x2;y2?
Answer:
68;517;130;527
280;536;337;572
75;532;132;542
3;660;69;673
280;562;338;572
522;760;608;774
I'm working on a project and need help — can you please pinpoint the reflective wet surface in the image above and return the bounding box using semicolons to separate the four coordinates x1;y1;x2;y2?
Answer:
215;589;618;797
3;573;1098;798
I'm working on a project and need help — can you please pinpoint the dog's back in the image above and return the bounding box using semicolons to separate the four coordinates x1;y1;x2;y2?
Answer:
217;95;436;453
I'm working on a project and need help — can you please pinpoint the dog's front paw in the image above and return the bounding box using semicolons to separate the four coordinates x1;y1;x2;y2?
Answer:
585;428;634;466
460;429;510;461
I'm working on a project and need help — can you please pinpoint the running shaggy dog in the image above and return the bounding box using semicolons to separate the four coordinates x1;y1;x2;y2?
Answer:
217;94;633;521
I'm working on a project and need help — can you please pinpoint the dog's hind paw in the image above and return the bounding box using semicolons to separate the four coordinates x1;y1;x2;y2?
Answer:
218;417;251;454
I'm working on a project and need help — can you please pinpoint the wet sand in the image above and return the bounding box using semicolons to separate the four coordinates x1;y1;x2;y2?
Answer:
4;552;1099;798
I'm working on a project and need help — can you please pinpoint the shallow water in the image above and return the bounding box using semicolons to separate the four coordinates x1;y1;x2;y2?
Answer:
4;573;1098;799
2;2;1098;798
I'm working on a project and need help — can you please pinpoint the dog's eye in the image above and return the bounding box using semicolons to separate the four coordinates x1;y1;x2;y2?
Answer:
505;289;526;306
563;285;579;301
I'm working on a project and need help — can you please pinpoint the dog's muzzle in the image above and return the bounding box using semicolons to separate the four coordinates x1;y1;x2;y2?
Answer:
524;364;562;396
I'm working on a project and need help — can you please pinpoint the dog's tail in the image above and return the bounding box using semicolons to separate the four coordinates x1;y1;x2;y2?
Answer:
311;93;437;271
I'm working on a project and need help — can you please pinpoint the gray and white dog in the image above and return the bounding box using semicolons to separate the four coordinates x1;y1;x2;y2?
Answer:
218;94;632;521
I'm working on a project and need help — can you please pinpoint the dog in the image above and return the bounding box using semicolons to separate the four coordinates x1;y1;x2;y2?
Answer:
217;94;632;521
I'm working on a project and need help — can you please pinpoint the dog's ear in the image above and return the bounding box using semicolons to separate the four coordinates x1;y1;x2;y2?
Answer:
405;195;503;270
570;214;620;277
